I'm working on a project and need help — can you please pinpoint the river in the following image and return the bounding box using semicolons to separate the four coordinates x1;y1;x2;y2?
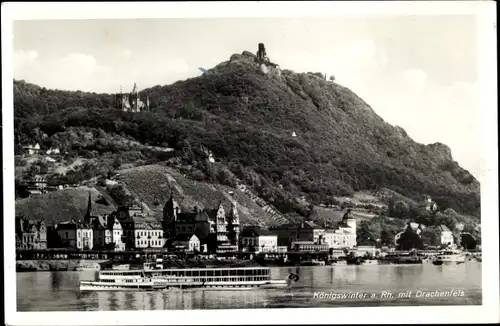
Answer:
17;263;482;311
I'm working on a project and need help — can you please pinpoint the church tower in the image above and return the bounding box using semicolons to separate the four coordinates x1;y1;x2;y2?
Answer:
228;201;240;247
163;193;179;223
130;82;138;112
84;191;95;224
342;209;356;231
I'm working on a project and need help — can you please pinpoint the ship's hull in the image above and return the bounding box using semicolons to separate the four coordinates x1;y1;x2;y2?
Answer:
79;279;288;292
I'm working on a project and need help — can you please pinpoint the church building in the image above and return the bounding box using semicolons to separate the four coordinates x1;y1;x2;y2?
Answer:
115;82;150;112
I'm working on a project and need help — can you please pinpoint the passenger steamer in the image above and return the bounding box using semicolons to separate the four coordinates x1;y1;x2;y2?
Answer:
79;266;289;292
432;250;466;265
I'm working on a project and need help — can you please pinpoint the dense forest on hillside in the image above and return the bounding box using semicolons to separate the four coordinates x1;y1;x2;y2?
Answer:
13;52;480;220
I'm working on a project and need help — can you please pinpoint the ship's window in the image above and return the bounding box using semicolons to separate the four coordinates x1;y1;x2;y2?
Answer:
192;270;199;277
214;270;221;277
185;270;191;277
222;270;228;276
200;270;206;277
229;270;236;276
207;270;214;277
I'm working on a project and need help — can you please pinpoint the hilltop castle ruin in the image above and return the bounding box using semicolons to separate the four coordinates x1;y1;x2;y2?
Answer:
255;43;278;68
115;82;150;112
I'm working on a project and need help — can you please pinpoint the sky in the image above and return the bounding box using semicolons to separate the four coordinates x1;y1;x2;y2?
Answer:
13;16;481;178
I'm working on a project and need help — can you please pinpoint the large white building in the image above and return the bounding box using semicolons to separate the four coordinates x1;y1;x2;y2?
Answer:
133;216;165;249
240;228;278;253
106;215;126;251
324;210;357;249
439;225;454;246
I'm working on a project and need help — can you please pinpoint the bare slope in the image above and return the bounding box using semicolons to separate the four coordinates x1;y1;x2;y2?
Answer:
15;187;115;225
116;164;281;226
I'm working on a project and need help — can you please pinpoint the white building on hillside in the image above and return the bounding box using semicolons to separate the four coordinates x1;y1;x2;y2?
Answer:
439;225;454;246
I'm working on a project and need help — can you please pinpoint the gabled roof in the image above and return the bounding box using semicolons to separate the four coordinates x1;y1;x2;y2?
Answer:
438;225;451;232
240;228;259;237
342;209;355;221
303;220;321;229
57;221;92;230
91;216;107;230
174;234;199;242
258;229;277;236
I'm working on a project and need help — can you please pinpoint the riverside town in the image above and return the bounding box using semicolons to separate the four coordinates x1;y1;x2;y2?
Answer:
16;186;481;269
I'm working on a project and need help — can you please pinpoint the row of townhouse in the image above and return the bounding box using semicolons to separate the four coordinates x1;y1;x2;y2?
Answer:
236;210;356;254
268;210;358;251
15;193;360;254
17;192;242;253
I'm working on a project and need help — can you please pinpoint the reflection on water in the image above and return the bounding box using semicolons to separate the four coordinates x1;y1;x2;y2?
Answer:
17;264;482;311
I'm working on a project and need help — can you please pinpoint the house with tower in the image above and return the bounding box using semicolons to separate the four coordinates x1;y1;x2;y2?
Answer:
15;216;47;249
113;203;164;250
324;209;357;249
163;194;240;253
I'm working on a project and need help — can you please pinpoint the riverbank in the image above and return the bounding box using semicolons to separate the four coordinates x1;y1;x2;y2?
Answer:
17;257;481;272
16;258;265;272
16;259;108;272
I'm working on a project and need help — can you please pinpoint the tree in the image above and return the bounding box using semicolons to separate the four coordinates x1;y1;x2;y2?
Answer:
460;233;477;250
380;230;392;246
420;226;440;247
357;222;376;246
390;200;410;218
112;157;122;170
396;227;423;250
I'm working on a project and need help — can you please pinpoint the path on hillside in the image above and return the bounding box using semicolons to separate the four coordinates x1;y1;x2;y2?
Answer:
236;183;288;226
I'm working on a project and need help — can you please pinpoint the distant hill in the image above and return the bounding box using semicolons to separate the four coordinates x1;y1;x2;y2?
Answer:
13;48;480;221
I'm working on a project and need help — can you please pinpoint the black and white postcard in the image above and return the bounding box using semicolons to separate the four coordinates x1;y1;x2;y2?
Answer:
2;1;498;325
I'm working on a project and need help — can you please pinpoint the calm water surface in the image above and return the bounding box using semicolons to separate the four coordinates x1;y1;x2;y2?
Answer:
17;263;482;311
